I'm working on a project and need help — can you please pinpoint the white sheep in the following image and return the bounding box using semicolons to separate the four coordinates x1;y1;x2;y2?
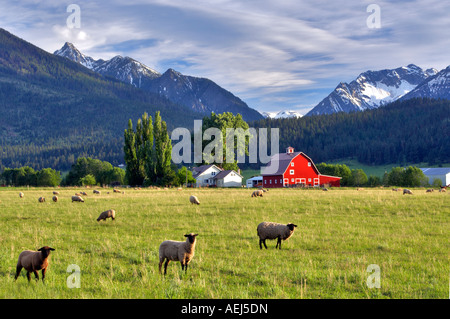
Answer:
257;222;298;249
403;189;413;195
189;195;200;205
72;195;84;202
53;191;59;195
19;192;24;198
93;190;101;194
159;233;199;275
97;209;116;222
14;246;55;282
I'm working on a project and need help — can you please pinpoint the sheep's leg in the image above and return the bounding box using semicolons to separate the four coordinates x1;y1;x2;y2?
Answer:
276;237;282;249
14;265;23;280
26;271;31;282
259;239;263;249
164;260;170;275
263;239;268;249
33;270;39;281
158;260;163;274
42;268;47;282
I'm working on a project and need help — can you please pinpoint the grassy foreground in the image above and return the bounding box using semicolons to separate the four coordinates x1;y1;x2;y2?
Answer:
0;186;448;299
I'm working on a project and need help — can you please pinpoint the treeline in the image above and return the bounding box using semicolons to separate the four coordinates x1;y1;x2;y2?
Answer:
252;98;450;166
0;166;61;187
317;163;431;187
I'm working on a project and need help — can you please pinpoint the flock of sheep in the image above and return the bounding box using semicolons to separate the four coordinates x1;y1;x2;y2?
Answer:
14;188;297;281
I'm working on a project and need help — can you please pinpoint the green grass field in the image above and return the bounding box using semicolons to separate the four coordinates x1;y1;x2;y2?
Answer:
0;186;448;299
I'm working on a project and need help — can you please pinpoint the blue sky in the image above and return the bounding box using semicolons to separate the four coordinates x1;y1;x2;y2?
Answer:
1;0;449;115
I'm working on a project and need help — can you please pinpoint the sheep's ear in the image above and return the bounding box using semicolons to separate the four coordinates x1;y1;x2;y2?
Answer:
49;247;55;251
194;234;199;237
184;234;189;237
38;247;44;251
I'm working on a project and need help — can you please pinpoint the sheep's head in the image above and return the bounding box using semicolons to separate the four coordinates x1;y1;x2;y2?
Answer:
38;246;55;258
184;233;199;244
287;223;297;231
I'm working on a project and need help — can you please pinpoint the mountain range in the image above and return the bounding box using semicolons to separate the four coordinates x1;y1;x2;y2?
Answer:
260;110;303;119
305;64;443;116
54;42;263;122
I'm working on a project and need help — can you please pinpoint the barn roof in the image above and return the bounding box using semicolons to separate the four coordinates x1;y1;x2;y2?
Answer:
261;151;320;176
420;168;450;175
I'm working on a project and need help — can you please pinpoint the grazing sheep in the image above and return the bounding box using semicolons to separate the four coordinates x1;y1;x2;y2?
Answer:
93;190;101;194
322;188;328;191
53;191;59;195
38;197;45;203
75;193;82;196
19;192;24;198
392;188;400;191
81;191;88;196
71;195;84;203
52;196;58;202
97;209;116;222
159;233;198;275
257;222;298;250
15;246;55;282
189;195;200;205
440;188;446;193
113;189;121;193
403;189;413;195
251;190;264;197
426;189;434;193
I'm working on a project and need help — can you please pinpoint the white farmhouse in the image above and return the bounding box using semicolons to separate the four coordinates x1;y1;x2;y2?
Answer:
420;168;450;186
212;170;243;187
192;164;222;187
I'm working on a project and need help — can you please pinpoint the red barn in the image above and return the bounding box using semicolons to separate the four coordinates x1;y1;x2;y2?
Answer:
261;147;341;188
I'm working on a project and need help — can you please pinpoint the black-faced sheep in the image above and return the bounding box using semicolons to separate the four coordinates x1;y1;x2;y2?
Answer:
159;233;198;275
257;222;297;249
97;209;116;222
15;246;55;282
403;189;413;195
189;195;200;205
38;197;45;203
52;196;58;202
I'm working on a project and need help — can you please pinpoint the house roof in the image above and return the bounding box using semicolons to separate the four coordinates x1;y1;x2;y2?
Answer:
211;170;243;180
261;151;320;176
192;164;221;177
420;168;450;175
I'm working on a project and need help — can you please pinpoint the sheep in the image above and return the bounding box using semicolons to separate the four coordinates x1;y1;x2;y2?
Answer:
14;246;55;282
93;190;101;194
159;233;198;275
53;191;59;195
71;195;84;203
38;197;45;203
19;192;24;198
97;209;116;222
403;189;413;195
426;189;434;193
189;195;200;205
113;189;121;193
440;188;446;193
257;222;298;250
52;196;58;202
251;190;263;197
81;191;88;196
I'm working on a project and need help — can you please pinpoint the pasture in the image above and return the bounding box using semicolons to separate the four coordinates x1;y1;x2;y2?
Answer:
0;186;448;299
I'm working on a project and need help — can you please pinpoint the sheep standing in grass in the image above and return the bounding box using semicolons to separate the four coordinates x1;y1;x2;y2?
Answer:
159;233;198;275
19;192;24;198
15;246;55;282
52;196;58;202
72;195;84;203
257;222;298;249
252;190;263;197
93;190;101;194
403;189;413;195
38;197;45;203
53;191;59;195
97;209;116;222
189;195;200;205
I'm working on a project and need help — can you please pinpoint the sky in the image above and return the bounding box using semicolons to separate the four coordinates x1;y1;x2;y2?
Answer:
1;0;449;115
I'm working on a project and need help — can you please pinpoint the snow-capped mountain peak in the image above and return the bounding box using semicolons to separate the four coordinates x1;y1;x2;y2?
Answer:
54;42;102;69
261;110;303;119
306;64;437;116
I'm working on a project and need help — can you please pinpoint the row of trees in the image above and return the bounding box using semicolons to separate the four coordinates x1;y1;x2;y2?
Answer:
317;163;430;187
0;166;61;187
62;157;126;186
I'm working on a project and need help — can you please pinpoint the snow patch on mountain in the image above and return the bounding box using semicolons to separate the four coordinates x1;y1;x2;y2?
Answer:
261;110;303;119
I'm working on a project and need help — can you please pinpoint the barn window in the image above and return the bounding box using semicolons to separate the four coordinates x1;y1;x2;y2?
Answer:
291;178;294;182
275;179;277;184
291;162;294;167
280;179;283;184
270;180;272;184
264;180;267;184
308;162;311;167
290;169;294;175
308;178;311;182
